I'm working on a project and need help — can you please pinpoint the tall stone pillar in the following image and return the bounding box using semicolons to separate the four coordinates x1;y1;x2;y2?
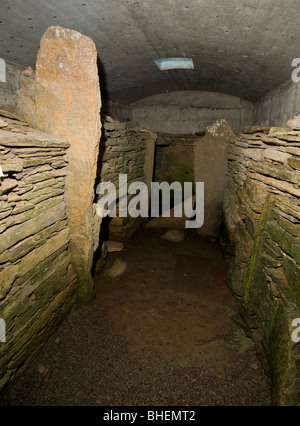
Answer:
33;26;102;305
194;119;235;239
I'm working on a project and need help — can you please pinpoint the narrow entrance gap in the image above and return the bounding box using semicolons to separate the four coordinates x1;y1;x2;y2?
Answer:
88;127;272;405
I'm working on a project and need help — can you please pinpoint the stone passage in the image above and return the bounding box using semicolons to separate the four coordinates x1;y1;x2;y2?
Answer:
223;125;300;405
0;116;77;392
154;132;196;187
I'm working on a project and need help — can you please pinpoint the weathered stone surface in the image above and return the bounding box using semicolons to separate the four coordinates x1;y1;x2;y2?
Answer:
269;127;299;136
243;177;269;207
223;128;300;405
264;148;292;164
0;178;18;195
244;126;271;134
0;118;8;128
1;159;24;173
0;113;76;395
106;241;124;253
288;157;300;170
266;221;300;266
96;118;156;247
28;26;102;305
162;229;185;243
3;196;63;232
0;202;66;254
0;129;69;148
105;258;128;278
283;257;300;308
251;161;298;185
287;117;300;130
249;172;300;198
0;219;67;264
194;119;235;238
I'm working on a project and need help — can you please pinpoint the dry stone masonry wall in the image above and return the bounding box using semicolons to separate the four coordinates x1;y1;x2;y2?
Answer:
223;125;300;405
97;117;156;240
98;118;150;188
0;116;77;391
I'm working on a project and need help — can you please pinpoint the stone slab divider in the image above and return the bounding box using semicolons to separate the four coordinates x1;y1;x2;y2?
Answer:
16;26;102;305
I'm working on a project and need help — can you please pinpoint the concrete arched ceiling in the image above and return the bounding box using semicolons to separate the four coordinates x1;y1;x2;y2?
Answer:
0;0;299;104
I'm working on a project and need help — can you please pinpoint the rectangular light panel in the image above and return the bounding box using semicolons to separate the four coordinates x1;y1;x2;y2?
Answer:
153;58;194;71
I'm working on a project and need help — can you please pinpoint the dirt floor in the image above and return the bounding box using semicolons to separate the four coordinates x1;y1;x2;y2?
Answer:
0;227;272;406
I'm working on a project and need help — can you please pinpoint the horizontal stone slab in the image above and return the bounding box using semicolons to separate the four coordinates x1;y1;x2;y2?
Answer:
16;151;66;158
250;161;299;185
274;199;300;221
0;219;68;264
12;201;35;216
11;146;66;154
23;157;60;168
266;221;300;265
0;179;18;196
1;196;64;234
288;158;300;170
24;187;64;204
4;283;76;371
248;173;300;198
103;122;127;131
0;202;66;254
23;171;59;184
51;159;67;169
0;129;70;148
1;160;24;173
263;237;283;258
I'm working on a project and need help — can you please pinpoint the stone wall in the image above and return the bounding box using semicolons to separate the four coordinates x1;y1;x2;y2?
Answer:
0;116;77;392
96;117;156;240
0;60;25;108
130;90;253;134
223;125;300;405
253;79;300;128
102;98;131;123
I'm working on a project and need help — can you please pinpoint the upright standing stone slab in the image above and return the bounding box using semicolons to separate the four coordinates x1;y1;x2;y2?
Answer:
194;119;235;238
33;26;102;305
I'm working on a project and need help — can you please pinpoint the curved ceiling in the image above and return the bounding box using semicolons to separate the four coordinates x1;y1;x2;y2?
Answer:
0;0;299;104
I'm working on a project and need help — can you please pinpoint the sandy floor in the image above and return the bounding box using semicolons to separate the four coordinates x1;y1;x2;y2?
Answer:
0;227;272;406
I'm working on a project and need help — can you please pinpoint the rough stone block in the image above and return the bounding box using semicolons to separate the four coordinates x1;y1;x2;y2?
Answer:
30;26;102;305
0;202;66;254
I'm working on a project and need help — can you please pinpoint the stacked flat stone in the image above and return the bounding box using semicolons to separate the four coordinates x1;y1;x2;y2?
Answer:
97;118;149;188
223;125;300;406
0;119;77;391
96;117;155;240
